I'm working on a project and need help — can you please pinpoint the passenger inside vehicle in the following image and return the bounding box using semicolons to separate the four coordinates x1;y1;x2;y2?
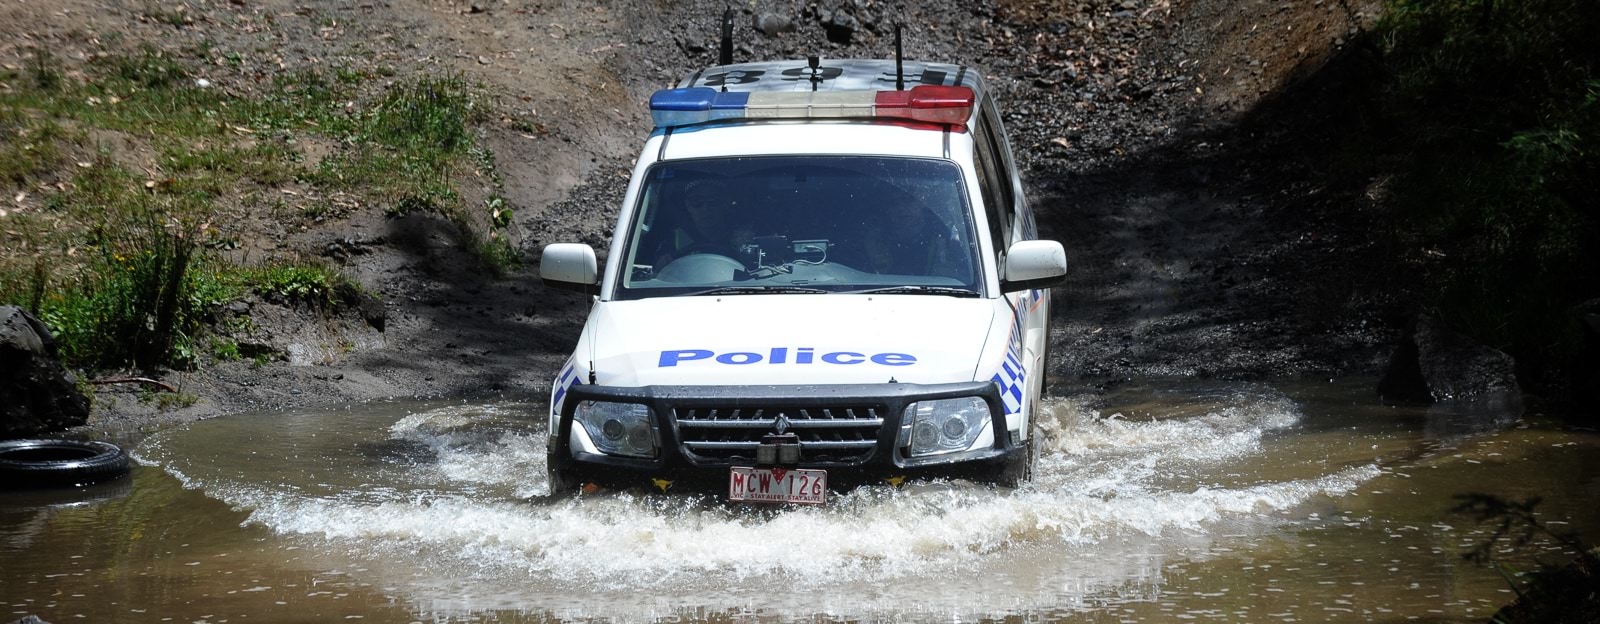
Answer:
847;192;973;281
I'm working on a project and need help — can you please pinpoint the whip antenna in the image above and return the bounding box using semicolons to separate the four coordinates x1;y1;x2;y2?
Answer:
719;8;734;66
894;23;904;90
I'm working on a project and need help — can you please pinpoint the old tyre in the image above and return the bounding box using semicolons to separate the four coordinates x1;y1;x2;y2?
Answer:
0;439;131;488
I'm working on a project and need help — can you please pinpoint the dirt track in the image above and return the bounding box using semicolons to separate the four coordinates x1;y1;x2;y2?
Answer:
0;0;1397;436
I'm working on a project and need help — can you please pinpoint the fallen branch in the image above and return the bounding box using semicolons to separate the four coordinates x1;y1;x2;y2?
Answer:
88;377;178;393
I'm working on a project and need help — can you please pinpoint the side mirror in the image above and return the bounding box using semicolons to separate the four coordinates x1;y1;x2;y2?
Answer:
540;243;599;294
1001;240;1067;293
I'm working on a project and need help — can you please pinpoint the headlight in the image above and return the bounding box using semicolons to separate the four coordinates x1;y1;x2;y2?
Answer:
574;401;657;458
899;397;991;457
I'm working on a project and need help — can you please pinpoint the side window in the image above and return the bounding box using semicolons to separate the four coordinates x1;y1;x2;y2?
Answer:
978;99;1018;244
972;131;1004;263
972;108;1013;264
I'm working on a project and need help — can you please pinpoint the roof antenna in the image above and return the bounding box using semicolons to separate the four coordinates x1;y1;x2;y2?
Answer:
808;55;821;91
894;22;905;91
718;8;734;66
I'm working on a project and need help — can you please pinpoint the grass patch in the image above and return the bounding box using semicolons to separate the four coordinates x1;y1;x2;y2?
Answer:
245;261;359;307
1;160;229;372
0;108;71;188
1;48;514;375
312;77;480;212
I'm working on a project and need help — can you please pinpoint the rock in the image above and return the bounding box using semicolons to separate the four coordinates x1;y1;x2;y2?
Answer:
1379;314;1522;409
9;616;53;624
753;12;792;36
358;296;387;333
226;301;251;315
820;9;857;44
0;306;90;439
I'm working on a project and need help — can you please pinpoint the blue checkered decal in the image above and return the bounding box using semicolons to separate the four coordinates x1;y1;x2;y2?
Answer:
989;290;1036;415
551;358;581;419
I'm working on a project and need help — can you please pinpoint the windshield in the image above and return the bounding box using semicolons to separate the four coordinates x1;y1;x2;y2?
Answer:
614;156;982;300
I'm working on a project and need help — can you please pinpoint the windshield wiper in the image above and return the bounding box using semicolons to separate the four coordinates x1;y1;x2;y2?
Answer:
844;286;981;297
684;285;830;297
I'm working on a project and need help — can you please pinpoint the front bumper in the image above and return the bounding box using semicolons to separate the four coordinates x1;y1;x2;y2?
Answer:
550;381;1022;490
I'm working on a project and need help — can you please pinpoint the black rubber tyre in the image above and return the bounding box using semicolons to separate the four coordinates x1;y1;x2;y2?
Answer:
996;425;1043;488
542;463;579;500
0;439;131;488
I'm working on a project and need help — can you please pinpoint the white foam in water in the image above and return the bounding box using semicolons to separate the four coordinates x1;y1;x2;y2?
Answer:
141;390;1381;596
389;405;551;498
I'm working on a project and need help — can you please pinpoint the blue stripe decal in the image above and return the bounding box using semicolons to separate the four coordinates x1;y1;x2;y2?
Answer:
551;358;582;419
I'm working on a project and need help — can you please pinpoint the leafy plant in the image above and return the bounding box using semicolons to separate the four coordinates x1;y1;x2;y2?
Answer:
1372;0;1600;388
211;338;241;361
248;262;347;306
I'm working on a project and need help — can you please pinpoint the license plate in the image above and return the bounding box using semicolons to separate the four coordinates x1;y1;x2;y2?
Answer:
728;467;827;504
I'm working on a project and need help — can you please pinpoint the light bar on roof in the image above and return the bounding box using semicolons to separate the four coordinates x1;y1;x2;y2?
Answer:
649;85;974;129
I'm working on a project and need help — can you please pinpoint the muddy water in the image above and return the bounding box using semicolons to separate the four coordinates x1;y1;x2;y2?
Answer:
3;381;1597;623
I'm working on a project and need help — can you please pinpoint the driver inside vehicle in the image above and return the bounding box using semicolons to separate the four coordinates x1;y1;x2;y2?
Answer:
651;180;756;267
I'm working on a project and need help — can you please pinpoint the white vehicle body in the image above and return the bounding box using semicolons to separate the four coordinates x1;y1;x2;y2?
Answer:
541;59;1064;492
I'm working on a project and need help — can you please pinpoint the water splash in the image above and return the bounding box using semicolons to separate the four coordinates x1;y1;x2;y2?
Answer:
137;390;1377;591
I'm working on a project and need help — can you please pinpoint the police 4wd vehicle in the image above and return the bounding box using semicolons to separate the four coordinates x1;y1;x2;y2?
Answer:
539;32;1067;503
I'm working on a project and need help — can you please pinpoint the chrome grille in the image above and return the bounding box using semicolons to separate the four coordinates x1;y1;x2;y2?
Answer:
674;405;885;464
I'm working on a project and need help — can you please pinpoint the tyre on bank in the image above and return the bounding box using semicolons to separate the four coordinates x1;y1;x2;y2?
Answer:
0;439;131;488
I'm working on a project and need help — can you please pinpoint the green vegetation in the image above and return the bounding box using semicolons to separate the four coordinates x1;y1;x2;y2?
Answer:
211;338;241;362
0;48;514;374
314;76;479;214
10;159;225;371
246;261;361;306
1372;0;1600;388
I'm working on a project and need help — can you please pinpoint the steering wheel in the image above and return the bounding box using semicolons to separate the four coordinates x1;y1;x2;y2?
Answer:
656;253;745;283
